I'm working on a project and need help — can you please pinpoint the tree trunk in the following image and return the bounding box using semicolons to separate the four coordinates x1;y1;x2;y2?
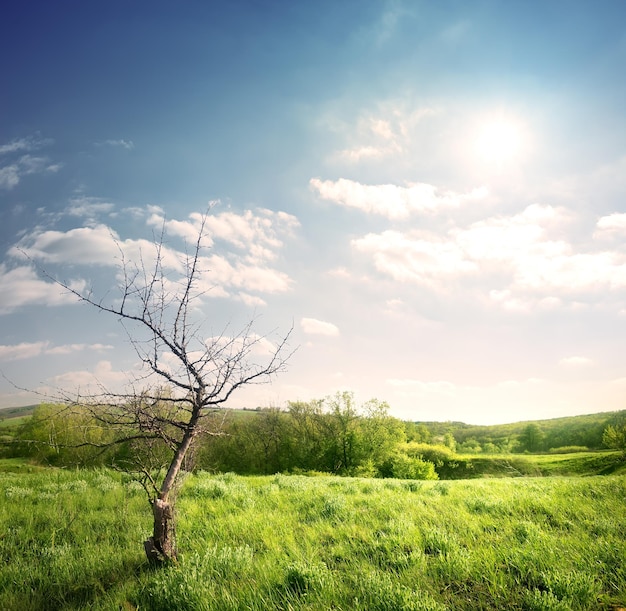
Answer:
143;414;200;563
144;498;176;564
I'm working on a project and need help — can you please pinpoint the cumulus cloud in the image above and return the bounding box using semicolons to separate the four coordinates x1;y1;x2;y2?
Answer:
596;212;626;233
199;254;292;294
145;208;298;297
148;207;300;262
47;343;113;355
0;264;85;314
0;341;48;361
311;177;488;219
11;225;187;275
300;317;340;336
11;225;125;265
353;230;476;286
7;207;298;310
0;341;113;361
40;360;133;397
237;293;267;308
204;333;278;358
350;202;626;307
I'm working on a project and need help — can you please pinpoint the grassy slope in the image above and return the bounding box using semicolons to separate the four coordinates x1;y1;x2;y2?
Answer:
0;405;37;421
443;450;625;479
422;410;626;449
1;464;625;610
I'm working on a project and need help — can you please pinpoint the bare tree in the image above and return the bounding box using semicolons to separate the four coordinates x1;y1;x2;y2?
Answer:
38;212;292;563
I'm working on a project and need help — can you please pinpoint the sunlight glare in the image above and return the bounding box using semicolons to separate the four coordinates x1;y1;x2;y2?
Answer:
474;116;526;166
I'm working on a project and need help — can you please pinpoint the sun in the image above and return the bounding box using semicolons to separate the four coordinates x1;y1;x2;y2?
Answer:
473;115;527;167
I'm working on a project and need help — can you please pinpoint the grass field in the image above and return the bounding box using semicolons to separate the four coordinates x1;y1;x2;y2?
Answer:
1;462;625;610
453;451;626;478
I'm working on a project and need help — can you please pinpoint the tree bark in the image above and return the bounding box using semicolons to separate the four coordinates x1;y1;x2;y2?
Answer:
144;498;176;564
143;417;200;564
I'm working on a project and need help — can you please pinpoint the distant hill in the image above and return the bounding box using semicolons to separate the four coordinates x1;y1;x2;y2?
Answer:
2;403;624;452
414;409;626;451
0;405;37;421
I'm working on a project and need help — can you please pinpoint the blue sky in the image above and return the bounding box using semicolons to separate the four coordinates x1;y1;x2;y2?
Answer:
1;0;626;424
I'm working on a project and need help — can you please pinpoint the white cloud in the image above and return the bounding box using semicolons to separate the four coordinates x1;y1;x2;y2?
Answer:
453;204;570;262
0;165;20;189
8;207;297;309
0;153;61;190
237;293;267;307
11;225;124;265
338;145;390;162
11;225;186;275
47;343;113;355
0;264;85;314
148;207;299;262
596;212;626;232
41;360;133;397
489;290;564;313
350;202;626;308
97;139;135;150
559;356;593;366
193;254;292;295
328;102;437;163
0;341;48;361
352;230;476;287
300;318;340;336
311;177;488;219
66;197;115;222
328;267;351;279
0;136;53;155
204;333;278;358
146;208;298;297
0;341;113;361
0;137;57;193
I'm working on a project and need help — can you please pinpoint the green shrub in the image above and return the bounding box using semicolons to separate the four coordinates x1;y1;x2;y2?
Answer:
380;453;438;480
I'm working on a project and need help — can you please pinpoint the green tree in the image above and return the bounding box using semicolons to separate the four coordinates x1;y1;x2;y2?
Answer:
519;423;545;453
442;432;457;452
602;424;626;455
457;438;482;454
405;422;432;443
287;399;326;470
360;398;406;469
320;391;362;473
17;403;119;466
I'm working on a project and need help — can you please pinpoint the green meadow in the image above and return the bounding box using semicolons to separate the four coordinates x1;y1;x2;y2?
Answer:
1;462;625;610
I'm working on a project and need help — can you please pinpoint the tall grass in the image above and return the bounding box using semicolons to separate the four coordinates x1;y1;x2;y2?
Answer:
1;464;625;609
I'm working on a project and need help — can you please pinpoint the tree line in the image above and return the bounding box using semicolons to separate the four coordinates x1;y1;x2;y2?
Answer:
10;392;440;480
9;393;625;479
